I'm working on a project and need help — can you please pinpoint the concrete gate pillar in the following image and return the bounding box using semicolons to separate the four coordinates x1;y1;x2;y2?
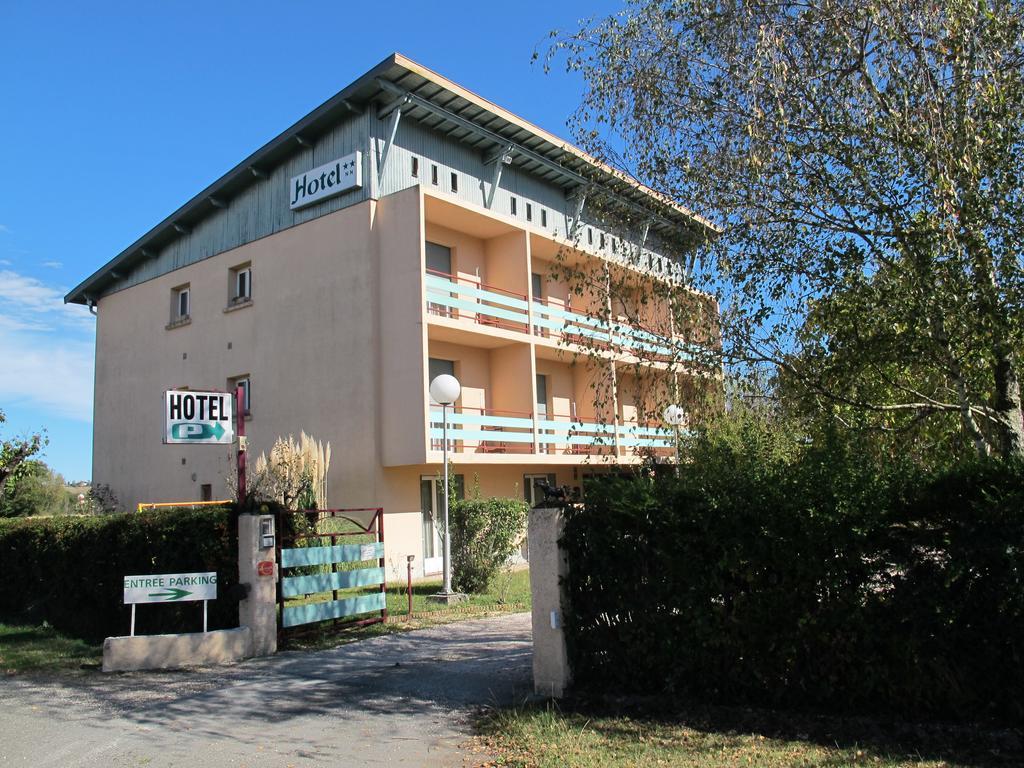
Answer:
238;513;278;656
528;506;571;698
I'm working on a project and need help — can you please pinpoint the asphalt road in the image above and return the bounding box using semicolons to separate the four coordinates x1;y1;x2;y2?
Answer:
0;612;533;767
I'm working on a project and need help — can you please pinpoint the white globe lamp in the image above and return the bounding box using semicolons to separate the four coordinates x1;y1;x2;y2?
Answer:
429;374;461;405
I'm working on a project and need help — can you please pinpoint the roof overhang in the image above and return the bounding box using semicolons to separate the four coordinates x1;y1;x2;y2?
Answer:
66;52;718;305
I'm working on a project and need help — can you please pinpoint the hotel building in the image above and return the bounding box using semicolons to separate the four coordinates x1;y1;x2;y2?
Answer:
66;54;717;577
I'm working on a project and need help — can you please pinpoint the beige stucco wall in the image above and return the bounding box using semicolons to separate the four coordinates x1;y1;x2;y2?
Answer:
94;199;384;509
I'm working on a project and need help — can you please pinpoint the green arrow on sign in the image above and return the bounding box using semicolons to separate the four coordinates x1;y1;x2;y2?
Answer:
148;588;192;601
170;422;226;440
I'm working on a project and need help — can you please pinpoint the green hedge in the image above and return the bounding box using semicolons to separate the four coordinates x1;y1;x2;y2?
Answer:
562;448;1024;723
0;507;240;641
451;496;529;593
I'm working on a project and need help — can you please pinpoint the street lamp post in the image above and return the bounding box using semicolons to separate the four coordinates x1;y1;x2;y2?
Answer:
429;373;461;599
662;404;686;476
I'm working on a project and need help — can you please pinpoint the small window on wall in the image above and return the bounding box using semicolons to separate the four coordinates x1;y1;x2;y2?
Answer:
171;284;190;322
587;227;593;245
526;203;533;222
510;197;518;216
229;376;251;416
411;157;419;178
431;164;439;185
450;172;459;192
599;233;606;250
230;264;251;305
541;209;547;227
201;484;213;502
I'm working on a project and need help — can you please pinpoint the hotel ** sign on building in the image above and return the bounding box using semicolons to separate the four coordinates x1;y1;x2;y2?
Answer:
164;390;235;444
289;151;362;210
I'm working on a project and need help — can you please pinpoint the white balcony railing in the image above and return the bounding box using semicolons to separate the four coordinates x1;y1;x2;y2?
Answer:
428;407;676;457
425;271;690;362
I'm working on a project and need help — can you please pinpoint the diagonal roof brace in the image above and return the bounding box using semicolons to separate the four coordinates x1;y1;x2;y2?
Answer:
484;143;514;209
375;79;692;237
569;186;589;236
483;143;515;167
376;100;405;184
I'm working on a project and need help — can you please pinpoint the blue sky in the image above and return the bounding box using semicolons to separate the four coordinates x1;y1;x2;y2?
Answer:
0;1;620;482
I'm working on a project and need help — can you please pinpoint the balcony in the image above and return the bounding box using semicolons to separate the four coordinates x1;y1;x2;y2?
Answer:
425;270;529;334
428;406;676;459
425;269;690;363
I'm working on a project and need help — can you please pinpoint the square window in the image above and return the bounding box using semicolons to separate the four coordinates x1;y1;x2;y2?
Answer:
411;157;419;178
431;164;439;185
450;172;458;192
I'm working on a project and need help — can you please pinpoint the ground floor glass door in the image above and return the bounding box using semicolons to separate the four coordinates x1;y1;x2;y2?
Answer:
420;474;464;575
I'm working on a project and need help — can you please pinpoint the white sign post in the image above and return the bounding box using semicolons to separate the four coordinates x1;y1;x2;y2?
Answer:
123;572;218;635
164;390;234;445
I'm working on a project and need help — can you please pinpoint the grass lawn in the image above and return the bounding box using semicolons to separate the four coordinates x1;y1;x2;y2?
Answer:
279;567;531;651
475;702;1022;768
0;622;102;674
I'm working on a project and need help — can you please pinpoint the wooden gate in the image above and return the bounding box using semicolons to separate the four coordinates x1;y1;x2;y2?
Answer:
276;508;386;637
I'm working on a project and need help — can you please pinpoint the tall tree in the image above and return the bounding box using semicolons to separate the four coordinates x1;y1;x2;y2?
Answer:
549;0;1024;457
0;409;45;500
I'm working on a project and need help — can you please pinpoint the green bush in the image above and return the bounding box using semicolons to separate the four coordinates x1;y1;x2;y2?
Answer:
451;495;529;593
0;506;239;641
562;423;1024;723
0;461;76;517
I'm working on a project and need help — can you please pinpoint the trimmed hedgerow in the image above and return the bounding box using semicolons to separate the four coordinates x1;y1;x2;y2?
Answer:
0;507;239;641
562;443;1024;724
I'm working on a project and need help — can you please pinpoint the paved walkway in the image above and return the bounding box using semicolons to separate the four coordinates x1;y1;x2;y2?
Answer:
0;613;533;767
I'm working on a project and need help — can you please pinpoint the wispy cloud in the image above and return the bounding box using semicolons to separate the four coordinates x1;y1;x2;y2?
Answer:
0;269;94;421
42;261;63;269
0;259;11;266
0;224;10;234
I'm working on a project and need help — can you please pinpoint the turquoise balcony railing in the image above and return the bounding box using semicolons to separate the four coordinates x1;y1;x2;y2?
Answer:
426;270;689;362
428;407;676;456
425;270;529;333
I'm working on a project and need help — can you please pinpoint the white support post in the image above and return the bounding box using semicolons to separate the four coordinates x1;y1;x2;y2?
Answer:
130;604;136;637
442;403;452;595
203;600;208;633
484;144;513;209
570;189;588;238
377;106;404;185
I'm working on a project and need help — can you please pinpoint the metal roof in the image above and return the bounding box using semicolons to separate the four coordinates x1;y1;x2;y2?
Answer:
66;53;717;305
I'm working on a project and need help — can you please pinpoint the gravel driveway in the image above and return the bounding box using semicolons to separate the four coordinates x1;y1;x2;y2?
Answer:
0;612;532;767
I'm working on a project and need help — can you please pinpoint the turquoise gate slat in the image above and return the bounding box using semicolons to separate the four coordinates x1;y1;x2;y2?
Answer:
282;592;386;628
280;541;384;568
277;507;386;635
281;566;385;598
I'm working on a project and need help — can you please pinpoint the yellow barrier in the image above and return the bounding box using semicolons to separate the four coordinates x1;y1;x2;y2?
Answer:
136;500;233;512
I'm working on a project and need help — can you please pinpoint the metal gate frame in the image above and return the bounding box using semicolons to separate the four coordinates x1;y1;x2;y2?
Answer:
276;507;386;639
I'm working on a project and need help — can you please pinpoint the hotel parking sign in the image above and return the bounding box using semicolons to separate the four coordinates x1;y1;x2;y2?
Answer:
164;390;235;445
